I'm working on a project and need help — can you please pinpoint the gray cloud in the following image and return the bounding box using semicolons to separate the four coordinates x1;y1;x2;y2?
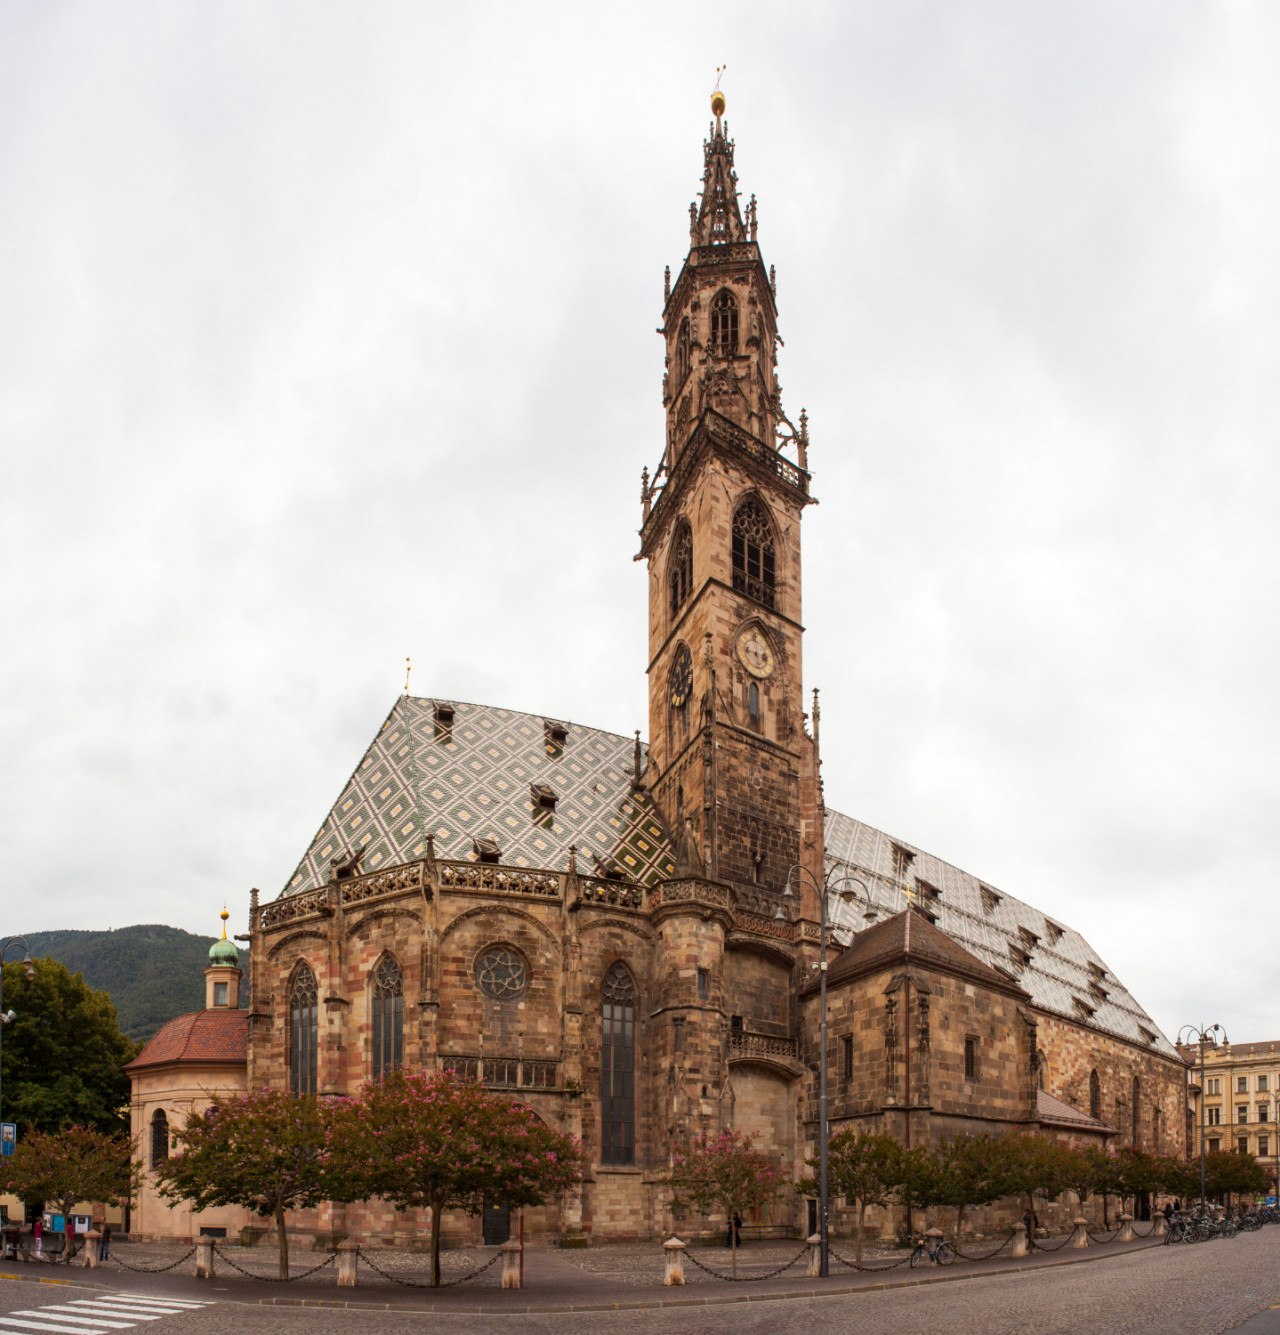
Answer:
2;1;1276;1046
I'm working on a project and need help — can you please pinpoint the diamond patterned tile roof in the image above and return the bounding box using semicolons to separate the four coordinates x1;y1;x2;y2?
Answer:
281;696;677;896
824;808;1179;1060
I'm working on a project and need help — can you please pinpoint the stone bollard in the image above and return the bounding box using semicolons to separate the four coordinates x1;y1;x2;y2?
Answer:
500;1238;522;1290
336;1240;359;1288
81;1231;101;1269
924;1226;944;1264
663;1236;687;1286
1069;1217;1089;1249
1154;1214;1167;1237
806;1233;822;1278
1010;1222;1028;1257
1117;1213;1134;1243
195;1238;216;1279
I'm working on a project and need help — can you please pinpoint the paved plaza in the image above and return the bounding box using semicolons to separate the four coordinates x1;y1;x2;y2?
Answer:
0;1229;1277;1334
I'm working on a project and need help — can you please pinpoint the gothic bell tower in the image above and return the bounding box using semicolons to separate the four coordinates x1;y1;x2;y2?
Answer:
639;92;823;909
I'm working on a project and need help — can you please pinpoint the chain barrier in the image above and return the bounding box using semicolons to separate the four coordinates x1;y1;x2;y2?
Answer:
828;1243;913;1272
1131;1221;1158;1237
682;1244;808;1282
1030;1232;1075;1252
356;1246;503;1289
106;1247;197;1274
212;1247;337;1282
1086;1228;1121;1245
954;1231;1017;1261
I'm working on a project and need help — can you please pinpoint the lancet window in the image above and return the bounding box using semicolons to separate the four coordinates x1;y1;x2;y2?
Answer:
601;963;637;1165
710;289;738;356
371;956;404;1080
675;318;691;385
732;497;776;609
1089;1068;1101;1121
290;962;319;1096
150;1109;169;1167
668;523;692;620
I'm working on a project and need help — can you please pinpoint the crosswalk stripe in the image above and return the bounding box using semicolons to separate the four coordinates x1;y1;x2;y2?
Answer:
92;1299;204;1309
0;1319;114;1335
54;1309;167;1323
69;1307;178;1317
16;1311;133;1328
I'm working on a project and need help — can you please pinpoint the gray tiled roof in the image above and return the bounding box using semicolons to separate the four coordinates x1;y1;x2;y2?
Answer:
824;808;1178;1060
282;696;676;895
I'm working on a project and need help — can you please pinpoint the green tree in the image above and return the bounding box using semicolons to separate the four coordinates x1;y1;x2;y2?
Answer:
156;1088;351;1279
664;1129;782;1278
3;1125;141;1257
347;1070;581;1287
999;1133;1074;1227
801;1130;902;1268
0;959;139;1137
1112;1146;1160;1217
895;1145;956;1241
938;1134;1020;1249
1204;1149;1268;1205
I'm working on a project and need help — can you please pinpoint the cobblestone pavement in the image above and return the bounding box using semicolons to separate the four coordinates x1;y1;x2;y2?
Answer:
0;1228;1274;1333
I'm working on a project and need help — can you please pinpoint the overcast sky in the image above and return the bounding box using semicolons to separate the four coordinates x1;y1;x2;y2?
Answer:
3;2;1277;1047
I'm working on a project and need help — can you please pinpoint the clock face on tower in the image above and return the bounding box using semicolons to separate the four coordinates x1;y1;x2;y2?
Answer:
669;646;694;707
735;628;775;679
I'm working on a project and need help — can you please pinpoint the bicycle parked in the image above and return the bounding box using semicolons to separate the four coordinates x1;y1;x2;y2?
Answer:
910;1234;957;1267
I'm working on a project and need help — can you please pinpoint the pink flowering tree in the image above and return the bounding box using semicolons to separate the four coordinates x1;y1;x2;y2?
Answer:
3;1124;141;1258
155;1088;351;1279
347;1070;582;1287
663;1130;783;1278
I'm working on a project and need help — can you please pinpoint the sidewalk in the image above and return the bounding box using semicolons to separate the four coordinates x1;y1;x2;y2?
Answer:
0;1234;1172;1314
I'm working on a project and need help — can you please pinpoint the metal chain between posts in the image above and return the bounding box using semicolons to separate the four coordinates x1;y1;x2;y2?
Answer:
1132;1221;1158;1237
356;1246;502;1289
107;1247;197;1274
1086;1228;1121;1245
682;1244;808;1282
212;1247;337;1281
828;1243;913;1272
1030;1232;1075;1252
954;1230;1017;1261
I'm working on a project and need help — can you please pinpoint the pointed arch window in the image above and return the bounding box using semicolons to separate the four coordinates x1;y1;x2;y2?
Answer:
675;317;691;385
150;1109;169;1168
290;962;319;1096
1132;1076;1141;1145
371;956;404;1080
669;524;692;620
732;497;776;609
1089;1068;1101;1121
710;290;738;356
601;963;637;1165
748;681;761;730
668;643;693;754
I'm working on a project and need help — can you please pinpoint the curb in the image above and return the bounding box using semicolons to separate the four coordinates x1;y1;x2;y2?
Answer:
249;1237;1167;1313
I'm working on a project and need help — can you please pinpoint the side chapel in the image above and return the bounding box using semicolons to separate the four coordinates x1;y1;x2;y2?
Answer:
128;94;1189;1245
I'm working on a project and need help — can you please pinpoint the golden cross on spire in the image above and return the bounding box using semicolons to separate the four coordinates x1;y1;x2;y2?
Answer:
404;657;411;694
711;66;727;119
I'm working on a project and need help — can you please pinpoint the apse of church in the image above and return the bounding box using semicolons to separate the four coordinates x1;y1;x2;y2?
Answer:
128;95;1189;1247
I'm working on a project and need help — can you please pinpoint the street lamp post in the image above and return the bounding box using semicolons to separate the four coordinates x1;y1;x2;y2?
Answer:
1178;1022;1227;1211
0;937;36;1127
780;866;870;1279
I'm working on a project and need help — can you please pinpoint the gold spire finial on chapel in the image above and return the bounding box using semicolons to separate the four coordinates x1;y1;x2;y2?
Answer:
711;66;726;119
404;657;411;694
220;906;230;939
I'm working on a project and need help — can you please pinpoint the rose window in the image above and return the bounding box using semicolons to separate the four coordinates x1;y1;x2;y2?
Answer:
477;948;528;999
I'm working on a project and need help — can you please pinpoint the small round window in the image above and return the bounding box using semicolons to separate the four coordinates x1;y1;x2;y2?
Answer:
477;947;528;1000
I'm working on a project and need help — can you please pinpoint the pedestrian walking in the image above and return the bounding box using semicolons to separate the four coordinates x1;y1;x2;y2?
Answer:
725;1212;742;1249
1163;1201;1174;1222
100;1221;111;1261
32;1216;42;1258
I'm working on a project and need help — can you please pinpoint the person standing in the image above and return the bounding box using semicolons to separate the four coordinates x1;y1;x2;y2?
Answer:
32;1216;42;1258
100;1221;111;1261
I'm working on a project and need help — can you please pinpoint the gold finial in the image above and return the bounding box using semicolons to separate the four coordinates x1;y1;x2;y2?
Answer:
404;657;411;694
711;66;726;119
220;906;230;939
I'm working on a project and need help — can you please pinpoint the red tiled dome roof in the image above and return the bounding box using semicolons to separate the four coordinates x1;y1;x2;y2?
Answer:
125;1009;248;1071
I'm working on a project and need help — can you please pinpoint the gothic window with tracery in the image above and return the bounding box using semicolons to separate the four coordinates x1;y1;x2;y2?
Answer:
709;290;738;357
290;962;319;1096
732;497;776;609
601;962;637;1165
669;524;692;620
668;643;693;753
371;956;404;1079
150;1109;169;1167
1089;1068;1101;1121
477;947;528;1000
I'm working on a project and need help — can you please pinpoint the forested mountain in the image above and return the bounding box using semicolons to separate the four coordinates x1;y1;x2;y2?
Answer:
20;925;245;1042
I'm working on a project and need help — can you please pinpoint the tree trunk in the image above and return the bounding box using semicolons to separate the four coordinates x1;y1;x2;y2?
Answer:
1102;1193;1109;1229
855;1199;866;1268
275;1202;289;1281
430;1201;442;1287
730;1204;737;1280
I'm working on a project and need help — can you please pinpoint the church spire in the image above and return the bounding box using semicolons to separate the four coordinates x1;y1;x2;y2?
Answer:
691;90;747;248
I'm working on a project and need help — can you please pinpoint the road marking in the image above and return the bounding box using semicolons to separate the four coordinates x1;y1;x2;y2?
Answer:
97;1301;202;1309
0;1320;116;1335
15;1311;134;1328
49;1311;168;1324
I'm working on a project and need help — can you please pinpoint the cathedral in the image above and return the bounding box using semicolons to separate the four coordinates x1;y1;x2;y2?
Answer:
128;94;1188;1246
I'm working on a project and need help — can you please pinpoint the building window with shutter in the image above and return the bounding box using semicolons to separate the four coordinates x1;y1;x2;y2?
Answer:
842;1035;854;1081
964;1037;978;1081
